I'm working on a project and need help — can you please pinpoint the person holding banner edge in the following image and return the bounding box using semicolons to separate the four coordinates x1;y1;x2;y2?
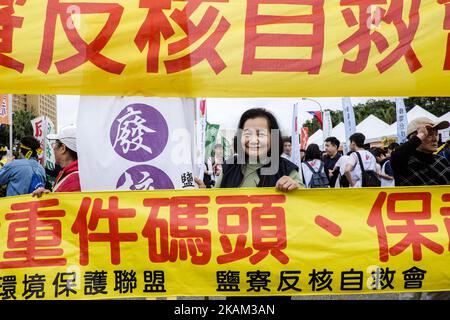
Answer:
32;125;80;196
195;108;303;191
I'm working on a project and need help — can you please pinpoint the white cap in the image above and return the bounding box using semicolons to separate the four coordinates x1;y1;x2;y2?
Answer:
47;125;77;152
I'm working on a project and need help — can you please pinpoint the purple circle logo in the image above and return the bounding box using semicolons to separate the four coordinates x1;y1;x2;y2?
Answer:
117;165;174;190
110;103;169;162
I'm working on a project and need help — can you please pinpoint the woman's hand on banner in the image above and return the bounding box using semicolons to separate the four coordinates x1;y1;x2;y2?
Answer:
275;176;300;192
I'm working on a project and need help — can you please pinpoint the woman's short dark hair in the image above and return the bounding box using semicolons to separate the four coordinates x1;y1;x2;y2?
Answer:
304;144;322;161
236;108;283;156
20;136;41;158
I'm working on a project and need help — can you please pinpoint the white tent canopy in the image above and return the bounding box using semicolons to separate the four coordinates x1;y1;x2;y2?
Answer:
307;122;346;148
407;105;439;121
439;111;450;122
357;115;391;143
307;116;390;147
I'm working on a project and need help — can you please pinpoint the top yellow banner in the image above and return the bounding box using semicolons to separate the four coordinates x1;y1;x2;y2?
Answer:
1;0;450;97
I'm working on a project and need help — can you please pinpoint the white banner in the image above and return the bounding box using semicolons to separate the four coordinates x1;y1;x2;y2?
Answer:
195;99;207;179
322;111;332;143
31;116;56;168
342;97;356;154
77;96;196;191
44;118;56;170
291;103;300;168
395;98;408;144
441;128;450;142
0;94;10;125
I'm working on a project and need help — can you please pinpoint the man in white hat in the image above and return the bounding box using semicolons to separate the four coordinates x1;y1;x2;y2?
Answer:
33;125;80;196
391;117;450;186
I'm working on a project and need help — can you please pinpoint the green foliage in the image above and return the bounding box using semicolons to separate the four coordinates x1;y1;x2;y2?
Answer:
12;109;36;142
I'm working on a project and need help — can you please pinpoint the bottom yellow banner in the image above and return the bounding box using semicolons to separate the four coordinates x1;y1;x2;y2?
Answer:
0;186;449;300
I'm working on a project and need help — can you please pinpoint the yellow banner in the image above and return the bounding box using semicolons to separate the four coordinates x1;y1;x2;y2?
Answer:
0;0;449;97
0;186;449;300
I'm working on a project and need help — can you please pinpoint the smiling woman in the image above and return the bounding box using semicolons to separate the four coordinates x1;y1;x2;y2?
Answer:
195;108;303;192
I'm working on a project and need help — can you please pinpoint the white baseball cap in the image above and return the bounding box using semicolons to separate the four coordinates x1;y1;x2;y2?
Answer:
47;125;77;152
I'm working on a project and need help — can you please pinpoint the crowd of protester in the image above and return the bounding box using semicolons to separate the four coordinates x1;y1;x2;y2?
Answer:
0;110;449;301
2;112;447;197
200;113;449;191
0;125;80;198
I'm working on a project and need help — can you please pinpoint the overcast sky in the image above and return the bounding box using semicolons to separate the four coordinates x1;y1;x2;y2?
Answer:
57;95;392;133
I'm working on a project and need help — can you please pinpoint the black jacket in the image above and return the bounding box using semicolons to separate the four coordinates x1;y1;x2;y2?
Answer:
220;157;299;188
391;136;450;186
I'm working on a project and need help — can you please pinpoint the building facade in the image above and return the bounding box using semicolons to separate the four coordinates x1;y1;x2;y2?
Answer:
12;94;57;128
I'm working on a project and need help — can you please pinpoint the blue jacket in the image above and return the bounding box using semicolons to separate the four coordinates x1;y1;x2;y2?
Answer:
0;158;46;196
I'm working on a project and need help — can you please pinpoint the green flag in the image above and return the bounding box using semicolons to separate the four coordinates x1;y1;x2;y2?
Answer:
205;122;220;160
222;135;233;159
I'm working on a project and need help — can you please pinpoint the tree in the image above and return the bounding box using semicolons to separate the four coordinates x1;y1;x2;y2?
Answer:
12;109;36;142
404;97;449;117
330;110;343;126
303;118;321;135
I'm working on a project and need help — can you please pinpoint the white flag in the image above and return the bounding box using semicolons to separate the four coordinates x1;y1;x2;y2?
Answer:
30;116;55;170
77;96;196;191
195;99;207;179
291;103;301;167
44;117;56;170
395;98;408;144
441;128;449;142
342;97;356;153
322;110;333;146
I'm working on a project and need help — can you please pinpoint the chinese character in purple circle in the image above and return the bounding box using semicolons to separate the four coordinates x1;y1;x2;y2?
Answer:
110;103;169;162
117;165;174;190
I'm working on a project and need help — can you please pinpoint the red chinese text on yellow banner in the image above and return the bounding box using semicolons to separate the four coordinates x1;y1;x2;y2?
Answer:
0;1;449;96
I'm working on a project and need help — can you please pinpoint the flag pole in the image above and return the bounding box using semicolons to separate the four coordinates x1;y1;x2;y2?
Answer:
8;94;13;155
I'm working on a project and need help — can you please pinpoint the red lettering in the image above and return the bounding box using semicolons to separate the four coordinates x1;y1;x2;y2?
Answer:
216;194;289;265
135;0;230;74
0;199;66;269
438;0;450;69
38;0;126;74
440;193;450;251
242;0;324;74
71;197;137;265
368;192;444;262
339;0;422;74
142;196;212;265
0;0;26;72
